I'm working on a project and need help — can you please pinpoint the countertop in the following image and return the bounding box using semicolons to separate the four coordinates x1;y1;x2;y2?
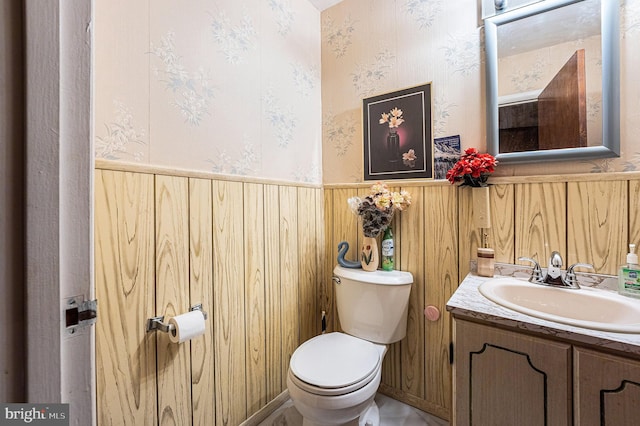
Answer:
446;264;640;357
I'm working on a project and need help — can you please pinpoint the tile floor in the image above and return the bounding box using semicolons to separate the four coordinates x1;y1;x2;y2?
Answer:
257;393;449;426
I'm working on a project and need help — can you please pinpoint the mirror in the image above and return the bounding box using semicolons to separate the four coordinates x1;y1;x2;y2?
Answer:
481;0;541;20
485;0;620;164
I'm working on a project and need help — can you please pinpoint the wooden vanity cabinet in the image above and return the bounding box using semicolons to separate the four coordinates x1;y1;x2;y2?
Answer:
454;319;640;426
574;347;640;426
453;319;572;426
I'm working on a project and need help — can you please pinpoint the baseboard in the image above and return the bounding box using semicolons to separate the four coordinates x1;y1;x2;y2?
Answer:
378;384;450;422
240;390;290;426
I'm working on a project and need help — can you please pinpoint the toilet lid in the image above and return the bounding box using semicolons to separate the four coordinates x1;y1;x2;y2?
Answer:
290;332;380;389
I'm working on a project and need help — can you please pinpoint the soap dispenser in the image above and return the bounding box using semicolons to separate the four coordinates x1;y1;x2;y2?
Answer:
619;243;640;298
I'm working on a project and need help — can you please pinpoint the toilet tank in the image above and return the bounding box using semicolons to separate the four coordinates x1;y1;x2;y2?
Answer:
333;266;413;344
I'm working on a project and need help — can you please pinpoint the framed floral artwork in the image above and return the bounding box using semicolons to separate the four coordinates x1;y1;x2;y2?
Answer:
362;83;433;181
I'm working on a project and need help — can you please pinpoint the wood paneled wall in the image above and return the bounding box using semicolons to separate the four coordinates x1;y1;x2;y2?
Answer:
96;162;640;425
95;166;323;425
459;175;640;280
323;184;459;420
325;173;640;422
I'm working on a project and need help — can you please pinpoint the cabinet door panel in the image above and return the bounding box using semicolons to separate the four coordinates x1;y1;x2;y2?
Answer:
574;347;640;426
454;319;572;426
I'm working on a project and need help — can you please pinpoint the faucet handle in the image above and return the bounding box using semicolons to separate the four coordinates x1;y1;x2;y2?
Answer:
564;263;595;289
567;262;594;273
518;257;544;283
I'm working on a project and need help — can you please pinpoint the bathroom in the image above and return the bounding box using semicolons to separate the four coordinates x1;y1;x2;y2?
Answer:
1;0;639;424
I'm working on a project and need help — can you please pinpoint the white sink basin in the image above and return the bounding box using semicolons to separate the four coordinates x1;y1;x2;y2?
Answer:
478;277;640;333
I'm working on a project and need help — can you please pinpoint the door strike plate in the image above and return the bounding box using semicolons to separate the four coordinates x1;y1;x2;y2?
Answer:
65;297;98;334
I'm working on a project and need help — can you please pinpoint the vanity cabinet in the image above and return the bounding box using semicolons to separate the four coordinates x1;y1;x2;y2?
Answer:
453;319;572;425
453;319;640;426
574;347;640;426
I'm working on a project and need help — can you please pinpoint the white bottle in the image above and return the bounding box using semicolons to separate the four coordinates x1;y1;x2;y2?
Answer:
618;243;640;298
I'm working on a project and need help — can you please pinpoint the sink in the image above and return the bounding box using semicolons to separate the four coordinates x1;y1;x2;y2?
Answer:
478;277;640;333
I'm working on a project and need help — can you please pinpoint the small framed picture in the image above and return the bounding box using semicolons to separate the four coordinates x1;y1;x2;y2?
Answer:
434;135;461;180
362;83;433;181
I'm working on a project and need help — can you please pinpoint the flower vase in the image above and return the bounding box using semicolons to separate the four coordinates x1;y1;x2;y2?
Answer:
361;236;379;271
387;128;400;162
472;186;491;229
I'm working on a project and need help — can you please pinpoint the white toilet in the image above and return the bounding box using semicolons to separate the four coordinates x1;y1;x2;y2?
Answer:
287;265;413;426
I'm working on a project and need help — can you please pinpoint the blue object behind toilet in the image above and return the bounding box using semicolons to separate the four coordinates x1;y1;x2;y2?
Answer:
337;241;361;269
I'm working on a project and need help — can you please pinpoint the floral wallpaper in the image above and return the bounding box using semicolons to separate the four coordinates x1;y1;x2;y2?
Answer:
150;31;215;126
95;100;147;162
95;0;322;184
95;0;640;184
321;0;640;183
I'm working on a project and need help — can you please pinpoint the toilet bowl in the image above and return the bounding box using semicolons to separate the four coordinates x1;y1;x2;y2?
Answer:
287;266;413;426
286;332;386;426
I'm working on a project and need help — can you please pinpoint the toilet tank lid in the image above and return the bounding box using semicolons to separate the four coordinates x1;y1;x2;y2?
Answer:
333;266;413;285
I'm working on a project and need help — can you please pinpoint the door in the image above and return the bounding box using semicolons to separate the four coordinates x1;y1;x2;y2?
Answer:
574;347;640;426
538;49;588;150
1;0;25;403
453;319;572;425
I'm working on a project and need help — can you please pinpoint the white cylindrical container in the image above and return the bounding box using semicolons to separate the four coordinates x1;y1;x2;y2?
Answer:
168;310;206;343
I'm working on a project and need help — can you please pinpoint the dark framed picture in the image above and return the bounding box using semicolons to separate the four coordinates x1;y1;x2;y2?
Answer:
363;83;433;181
434;135;461;180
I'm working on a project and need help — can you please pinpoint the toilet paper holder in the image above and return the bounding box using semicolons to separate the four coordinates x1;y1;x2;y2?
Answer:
146;304;208;334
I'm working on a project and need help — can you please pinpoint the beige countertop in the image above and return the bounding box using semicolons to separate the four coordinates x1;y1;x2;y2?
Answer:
446;264;640;357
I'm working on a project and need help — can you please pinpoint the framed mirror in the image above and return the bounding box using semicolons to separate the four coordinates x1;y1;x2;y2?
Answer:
485;0;620;164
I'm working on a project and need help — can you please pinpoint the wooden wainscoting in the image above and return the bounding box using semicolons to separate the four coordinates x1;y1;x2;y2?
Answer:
323;182;459;420
95;170;157;426
458;174;640;280
95;164;324;426
97;165;640;425
324;172;640;422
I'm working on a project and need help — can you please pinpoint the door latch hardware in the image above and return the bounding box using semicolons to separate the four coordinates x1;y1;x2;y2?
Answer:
65;297;98;333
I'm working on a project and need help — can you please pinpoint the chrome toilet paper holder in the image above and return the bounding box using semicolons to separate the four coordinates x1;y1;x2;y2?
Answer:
146;304;208;334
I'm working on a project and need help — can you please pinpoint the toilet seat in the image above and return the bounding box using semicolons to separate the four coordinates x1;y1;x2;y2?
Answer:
289;332;381;396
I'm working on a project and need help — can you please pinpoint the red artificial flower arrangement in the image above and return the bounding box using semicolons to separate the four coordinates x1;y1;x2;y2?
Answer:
446;148;497;187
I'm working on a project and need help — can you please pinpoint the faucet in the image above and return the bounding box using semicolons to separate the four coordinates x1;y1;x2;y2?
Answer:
518;251;594;289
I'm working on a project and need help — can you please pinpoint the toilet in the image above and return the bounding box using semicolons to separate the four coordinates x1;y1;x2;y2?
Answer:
287;265;413;426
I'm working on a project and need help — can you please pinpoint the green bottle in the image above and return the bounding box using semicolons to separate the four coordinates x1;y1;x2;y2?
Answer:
381;227;394;271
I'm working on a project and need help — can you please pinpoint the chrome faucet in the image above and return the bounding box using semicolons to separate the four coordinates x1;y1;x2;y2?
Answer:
544;251;565;286
518;251;594;289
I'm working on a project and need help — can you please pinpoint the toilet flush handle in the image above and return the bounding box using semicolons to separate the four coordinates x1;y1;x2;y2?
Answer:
332;276;341;285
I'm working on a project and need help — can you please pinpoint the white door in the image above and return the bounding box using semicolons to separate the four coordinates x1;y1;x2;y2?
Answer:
25;1;95;424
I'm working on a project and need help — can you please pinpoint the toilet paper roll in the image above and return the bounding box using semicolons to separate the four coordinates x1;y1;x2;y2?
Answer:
168;310;206;343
